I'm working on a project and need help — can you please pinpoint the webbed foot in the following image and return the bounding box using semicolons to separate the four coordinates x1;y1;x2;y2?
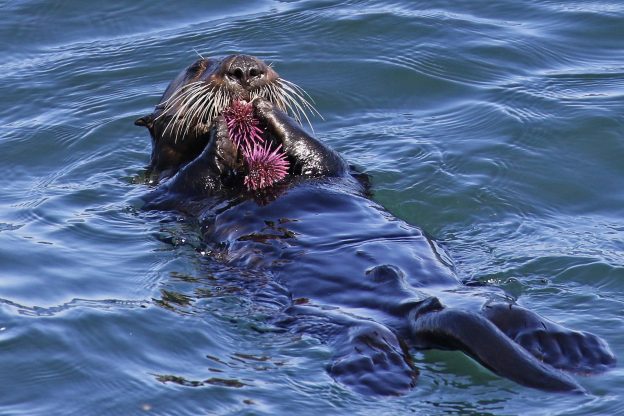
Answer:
515;328;615;373
329;322;418;396
483;303;616;373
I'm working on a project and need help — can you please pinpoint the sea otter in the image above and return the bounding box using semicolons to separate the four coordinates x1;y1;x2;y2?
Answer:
135;54;615;394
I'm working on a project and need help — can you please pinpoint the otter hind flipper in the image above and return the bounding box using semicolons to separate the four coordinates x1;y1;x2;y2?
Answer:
483;303;616;374
411;304;584;393
329;322;418;396
276;305;418;395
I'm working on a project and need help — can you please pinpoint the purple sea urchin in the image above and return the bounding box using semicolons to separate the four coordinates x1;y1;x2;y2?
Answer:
223;100;263;151
243;142;290;191
223;100;290;190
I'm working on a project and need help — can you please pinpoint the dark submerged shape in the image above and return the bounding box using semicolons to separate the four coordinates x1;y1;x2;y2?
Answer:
135;54;615;395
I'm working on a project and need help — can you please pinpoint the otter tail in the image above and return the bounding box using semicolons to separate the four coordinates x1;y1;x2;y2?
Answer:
410;301;584;393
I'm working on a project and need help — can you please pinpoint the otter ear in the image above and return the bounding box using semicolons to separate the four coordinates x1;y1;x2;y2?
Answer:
134;114;153;128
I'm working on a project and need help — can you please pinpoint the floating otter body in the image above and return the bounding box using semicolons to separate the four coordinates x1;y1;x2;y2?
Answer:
135;55;615;394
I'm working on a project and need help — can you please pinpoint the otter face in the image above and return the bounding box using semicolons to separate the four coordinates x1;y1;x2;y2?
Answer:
135;55;316;181
211;54;280;101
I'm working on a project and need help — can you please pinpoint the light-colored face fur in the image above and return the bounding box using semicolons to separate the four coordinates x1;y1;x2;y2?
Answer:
154;55;318;143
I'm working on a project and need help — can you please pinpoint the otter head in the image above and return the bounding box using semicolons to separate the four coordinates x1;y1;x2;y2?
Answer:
135;54;314;182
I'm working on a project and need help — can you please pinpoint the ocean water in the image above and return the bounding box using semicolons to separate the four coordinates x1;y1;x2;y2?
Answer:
0;1;623;415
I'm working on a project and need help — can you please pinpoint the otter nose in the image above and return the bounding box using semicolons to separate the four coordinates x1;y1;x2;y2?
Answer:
227;55;265;85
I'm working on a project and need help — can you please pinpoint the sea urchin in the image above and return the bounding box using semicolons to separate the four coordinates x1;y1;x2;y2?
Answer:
223;100;290;190
222;100;263;151
243;142;290;191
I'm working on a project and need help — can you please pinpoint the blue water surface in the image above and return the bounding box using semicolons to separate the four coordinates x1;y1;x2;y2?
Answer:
0;1;623;415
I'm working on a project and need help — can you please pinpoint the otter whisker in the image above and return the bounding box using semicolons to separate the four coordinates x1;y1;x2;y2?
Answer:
160;81;232;143
278;78;310;99
249;88;261;102
156;81;204;111
192;47;204;59
198;87;216;128
217;87;231;117
272;78;322;133
257;82;307;128
282;93;311;129
208;87;228;124
266;84;288;114
272;85;290;114
203;86;225;126
185;90;214;137
154;86;197;133
194;97;210;123
278;80;321;118
278;78;316;106
181;96;204;139
194;85;230;134
277;85;316;131
158;82;207;139
183;87;212;138
173;86;208;141
271;85;298;121
164;93;196;140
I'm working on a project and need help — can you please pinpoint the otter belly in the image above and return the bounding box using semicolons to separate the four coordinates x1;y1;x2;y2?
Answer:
203;180;458;306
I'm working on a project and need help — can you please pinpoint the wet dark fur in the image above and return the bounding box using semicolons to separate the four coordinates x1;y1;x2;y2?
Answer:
135;55;615;395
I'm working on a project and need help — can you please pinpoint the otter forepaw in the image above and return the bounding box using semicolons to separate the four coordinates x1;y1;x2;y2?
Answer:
251;97;275;120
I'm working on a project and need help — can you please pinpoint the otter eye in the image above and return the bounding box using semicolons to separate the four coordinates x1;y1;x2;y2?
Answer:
249;68;259;77
233;68;244;80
